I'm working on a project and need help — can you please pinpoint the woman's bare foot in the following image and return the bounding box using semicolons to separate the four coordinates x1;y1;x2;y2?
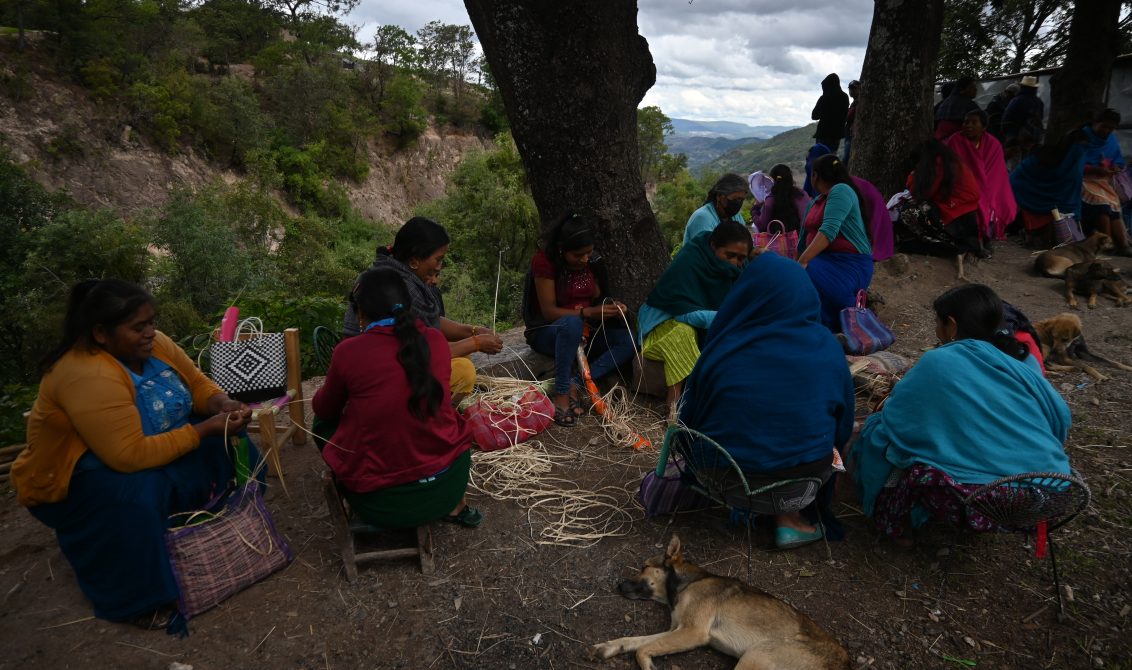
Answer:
775;511;816;534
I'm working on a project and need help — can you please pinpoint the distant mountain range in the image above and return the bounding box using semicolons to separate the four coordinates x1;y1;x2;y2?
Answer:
666;118;799;172
704;123;819;178
669;118;796;139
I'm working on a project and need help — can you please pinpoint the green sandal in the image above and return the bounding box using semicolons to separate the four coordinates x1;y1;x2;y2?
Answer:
443;505;484;528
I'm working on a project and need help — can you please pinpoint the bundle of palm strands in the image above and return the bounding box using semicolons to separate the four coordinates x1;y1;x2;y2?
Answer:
848;351;911;415
466;375;664;451
469;440;639;548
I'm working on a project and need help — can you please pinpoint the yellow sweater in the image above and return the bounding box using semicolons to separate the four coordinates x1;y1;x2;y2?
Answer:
12;331;223;506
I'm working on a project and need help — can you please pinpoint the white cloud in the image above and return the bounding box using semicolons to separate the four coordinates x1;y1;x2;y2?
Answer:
349;0;874;127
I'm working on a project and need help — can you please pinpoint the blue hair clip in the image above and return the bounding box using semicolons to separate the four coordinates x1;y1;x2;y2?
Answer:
391;303;404;314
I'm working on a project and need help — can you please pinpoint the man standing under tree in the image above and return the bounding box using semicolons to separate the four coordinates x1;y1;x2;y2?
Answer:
812;73;850;153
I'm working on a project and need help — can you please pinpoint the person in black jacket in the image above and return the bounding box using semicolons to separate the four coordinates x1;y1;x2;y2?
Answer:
811;73;849;153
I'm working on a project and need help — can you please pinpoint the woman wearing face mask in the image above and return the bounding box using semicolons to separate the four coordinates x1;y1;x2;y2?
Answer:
343;217;504;401
522;212;636;427
638;221;751;419
681;173;749;245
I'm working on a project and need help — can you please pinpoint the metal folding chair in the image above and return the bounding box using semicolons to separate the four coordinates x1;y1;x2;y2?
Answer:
660;425;826;581
954;471;1091;619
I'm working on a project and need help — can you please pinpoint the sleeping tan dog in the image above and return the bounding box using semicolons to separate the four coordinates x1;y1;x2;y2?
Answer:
592;536;850;670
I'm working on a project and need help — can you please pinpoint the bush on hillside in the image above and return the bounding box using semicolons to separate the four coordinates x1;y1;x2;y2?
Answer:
414;133;539;328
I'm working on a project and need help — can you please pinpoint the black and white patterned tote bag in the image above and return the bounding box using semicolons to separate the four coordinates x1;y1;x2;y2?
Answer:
209;317;288;403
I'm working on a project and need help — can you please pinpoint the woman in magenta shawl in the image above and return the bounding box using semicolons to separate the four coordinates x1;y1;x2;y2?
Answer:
945;109;1017;242
852;175;894;262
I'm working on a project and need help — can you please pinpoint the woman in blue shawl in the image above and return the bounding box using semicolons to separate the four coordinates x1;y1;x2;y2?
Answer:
851;284;1070;543
798;154;874;332
1009;129;1088;248
639;222;750;417
679;252;855;549
1080;108;1130;255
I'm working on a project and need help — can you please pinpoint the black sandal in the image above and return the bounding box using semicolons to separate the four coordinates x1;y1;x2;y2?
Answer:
568;395;589;418
553;405;576;427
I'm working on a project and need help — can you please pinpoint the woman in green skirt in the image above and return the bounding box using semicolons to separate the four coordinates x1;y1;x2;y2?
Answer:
638;221;750;419
312;268;482;528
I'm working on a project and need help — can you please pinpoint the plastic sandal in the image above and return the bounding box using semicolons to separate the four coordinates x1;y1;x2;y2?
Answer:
775;524;824;550
552;405;576;427
443;505;484;528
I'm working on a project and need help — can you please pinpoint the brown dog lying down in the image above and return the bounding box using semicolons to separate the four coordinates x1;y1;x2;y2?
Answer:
1034;232;1112;278
1035;313;1132;381
1064;261;1132;309
592;536;850;670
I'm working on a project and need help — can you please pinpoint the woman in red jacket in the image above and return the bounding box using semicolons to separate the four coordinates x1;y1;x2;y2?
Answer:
905;138;987;259
313;268;481;528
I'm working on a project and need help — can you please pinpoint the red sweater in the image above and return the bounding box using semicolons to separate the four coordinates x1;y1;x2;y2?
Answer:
908;157;981;224
312;322;471;492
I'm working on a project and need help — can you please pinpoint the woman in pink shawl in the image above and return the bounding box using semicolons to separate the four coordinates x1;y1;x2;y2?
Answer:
945;109;1017;243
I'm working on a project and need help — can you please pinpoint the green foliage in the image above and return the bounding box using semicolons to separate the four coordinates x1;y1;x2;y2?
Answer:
381;73;428;147
129;73;194;152
414;133;538;327
652;170;712;250
0;61;34;102
45;125;87;162
937;0;1074;79
192;76;270;167
0;382;38;445
145;185;276;319
637;105;675;185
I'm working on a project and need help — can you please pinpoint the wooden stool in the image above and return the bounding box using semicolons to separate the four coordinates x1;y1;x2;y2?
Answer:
322;472;435;579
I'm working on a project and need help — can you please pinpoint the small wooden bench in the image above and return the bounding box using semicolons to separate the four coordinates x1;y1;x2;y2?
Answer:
322;472;434;580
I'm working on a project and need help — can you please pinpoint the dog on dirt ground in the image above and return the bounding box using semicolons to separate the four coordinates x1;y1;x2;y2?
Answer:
1034;313;1132;381
1063;261;1132;309
592;536;850;670
1034;232;1112;278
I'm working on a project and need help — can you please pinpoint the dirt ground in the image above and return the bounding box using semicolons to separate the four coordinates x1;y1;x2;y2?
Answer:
2;238;1131;670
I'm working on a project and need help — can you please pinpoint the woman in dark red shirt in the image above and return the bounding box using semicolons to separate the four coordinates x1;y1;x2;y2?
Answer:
522;213;636;426
313;268;482;528
906;138;987;259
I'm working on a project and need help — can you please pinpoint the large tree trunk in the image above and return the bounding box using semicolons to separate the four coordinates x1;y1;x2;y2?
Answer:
1047;0;1122;139
463;0;667;311
852;0;945;198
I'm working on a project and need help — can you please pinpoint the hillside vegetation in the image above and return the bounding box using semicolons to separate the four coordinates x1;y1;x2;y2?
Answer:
705;122;819;177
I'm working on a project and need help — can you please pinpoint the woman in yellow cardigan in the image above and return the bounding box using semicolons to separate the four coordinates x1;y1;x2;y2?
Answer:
12;280;253;630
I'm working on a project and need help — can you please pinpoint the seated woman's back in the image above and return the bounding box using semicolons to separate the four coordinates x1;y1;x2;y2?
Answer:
679;252;854;473
314;274;470;495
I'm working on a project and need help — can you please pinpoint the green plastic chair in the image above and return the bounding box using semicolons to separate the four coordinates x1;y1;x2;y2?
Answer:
312;326;342;373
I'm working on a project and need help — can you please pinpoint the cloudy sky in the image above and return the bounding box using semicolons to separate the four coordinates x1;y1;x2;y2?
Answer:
350;1;874;128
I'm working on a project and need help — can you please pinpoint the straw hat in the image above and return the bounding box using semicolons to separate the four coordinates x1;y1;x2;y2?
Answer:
1020;75;1039;88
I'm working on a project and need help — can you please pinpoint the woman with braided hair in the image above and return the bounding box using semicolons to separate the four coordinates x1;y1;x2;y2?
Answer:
314;268;482;528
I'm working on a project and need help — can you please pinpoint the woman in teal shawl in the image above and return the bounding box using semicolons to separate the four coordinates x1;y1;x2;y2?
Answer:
851;284;1071;543
639;221;750;415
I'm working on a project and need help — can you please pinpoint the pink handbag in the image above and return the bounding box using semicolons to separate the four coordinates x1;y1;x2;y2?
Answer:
752;219;799;259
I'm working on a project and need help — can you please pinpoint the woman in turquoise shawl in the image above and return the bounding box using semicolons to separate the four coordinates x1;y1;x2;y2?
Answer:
852;284;1071;542
679;252;855;549
639;222;749;416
